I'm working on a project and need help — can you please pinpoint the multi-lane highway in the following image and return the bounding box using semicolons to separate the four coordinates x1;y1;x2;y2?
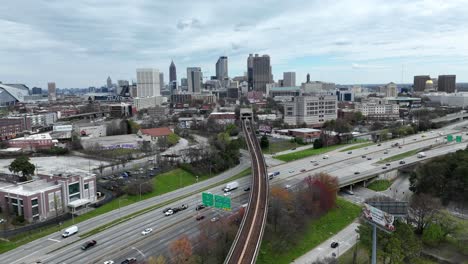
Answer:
3;120;468;264
225;120;268;264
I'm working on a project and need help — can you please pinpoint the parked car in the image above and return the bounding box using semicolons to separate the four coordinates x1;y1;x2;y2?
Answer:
195;204;206;211
141;228;153;235
81;240;97;250
196;215;205;221
331;242;339;248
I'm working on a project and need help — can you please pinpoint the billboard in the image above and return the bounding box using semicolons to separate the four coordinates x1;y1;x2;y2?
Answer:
363;203;395;232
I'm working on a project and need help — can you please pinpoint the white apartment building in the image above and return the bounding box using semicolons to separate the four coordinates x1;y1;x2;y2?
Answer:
356;98;399;120
283;95;337;127
136;68;160;98
425;92;468;107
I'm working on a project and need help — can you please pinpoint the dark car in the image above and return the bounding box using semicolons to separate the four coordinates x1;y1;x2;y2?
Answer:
180;204;189;210
354;171;360;175
399;160;406;164
347;151;352;154
195;204;206;211
367;157;372;160
244;187;251;191
377;144;381;146
386;163;391;166
362;155;366;158
331;242;339;248
382;166;387;169
121;258;137;264
291;148;297;150
81;240;97;250
196;215;205;221
300;169;306;172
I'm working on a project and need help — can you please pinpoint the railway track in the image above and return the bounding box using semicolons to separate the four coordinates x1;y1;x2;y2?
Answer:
224;120;269;264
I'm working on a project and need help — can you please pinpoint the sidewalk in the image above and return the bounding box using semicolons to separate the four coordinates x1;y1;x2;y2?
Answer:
292;222;360;263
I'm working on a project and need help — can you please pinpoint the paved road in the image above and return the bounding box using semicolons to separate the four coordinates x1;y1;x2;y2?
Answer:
4;120;468;264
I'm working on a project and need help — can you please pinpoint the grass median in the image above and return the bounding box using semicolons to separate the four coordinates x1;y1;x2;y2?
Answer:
257;198;362;264
366;179;392;191
0;167;251;254
274;144;344;162
377;149;420;163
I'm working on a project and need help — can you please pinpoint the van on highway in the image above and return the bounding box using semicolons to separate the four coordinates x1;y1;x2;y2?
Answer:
62;225;78;238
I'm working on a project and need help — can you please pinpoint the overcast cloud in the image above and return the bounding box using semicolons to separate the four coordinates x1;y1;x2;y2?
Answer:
1;0;467;87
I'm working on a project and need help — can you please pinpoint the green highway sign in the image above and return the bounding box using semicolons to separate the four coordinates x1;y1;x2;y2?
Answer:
214;195;231;210
456;135;462;143
447;134;453;142
202;192;214;207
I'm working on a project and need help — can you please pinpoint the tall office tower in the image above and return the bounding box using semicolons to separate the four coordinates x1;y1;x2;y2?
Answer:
216;56;228;81
283;72;296;87
48;82;56;101
170;60;177;91
159;72;164;91
107;76;112;88
187;67;203;94
438;75;456;93
385;82;398;97
180;78;188;92
136;68;160;97
306;73;310;83
413;75;431;92
252;54;272;93
247;54;254;89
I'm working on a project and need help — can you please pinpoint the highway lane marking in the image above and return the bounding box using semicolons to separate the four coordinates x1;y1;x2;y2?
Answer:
132;246;146;258
48;238;61;243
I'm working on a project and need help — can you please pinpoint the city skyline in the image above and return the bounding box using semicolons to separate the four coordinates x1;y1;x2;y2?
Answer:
1;0;468;87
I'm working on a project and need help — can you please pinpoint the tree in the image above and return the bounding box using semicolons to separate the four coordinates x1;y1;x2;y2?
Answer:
422;223;444;246
170;235;193;264
313;138;323;149
147;255;167;264
167;133;180;146
409;193;441;234
260;135;269;149
9;156;35;181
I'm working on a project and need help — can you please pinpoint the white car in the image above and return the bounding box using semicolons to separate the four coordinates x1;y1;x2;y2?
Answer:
165;209;174;216
211;217;219;222
223;192;231;196
104;261;114;264
0;218;5;224
323;155;329;159
141;228;153;235
284;184;292;189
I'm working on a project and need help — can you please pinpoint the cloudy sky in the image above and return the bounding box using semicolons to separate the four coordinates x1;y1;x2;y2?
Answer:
1;0;468;88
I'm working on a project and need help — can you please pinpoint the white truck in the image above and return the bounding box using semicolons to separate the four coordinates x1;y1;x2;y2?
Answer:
62;225;79;238
417;152;426;158
223;181;239;192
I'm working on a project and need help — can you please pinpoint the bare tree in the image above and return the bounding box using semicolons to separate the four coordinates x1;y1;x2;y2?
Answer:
409;193;442;234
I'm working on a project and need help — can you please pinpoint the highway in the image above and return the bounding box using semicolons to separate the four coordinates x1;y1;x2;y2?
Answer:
225;120;268;264
2;120;468;264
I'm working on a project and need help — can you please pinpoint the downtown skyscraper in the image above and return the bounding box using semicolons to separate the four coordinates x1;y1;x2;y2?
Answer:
169;60;177;92
136;68;160;97
252;54;272;93
187;67;203;94
216;56;228;81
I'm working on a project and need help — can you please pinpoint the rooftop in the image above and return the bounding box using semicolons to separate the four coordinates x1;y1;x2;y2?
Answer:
10;133;53;141
140;127;172;137
289;128;321;133
270;86;301;92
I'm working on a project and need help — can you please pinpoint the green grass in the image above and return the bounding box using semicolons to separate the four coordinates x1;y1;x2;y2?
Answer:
262;140;302;154
340;142;374;152
0;167;251;254
367;179;392;191
257;198;362;264
377;149;420;163
273;144;344;162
